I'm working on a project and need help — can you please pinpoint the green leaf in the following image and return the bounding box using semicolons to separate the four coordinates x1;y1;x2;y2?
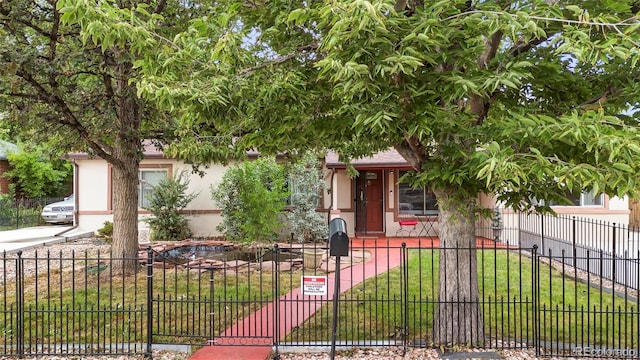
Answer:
612;163;633;173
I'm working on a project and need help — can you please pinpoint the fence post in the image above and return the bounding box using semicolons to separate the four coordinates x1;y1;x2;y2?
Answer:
401;243;408;355
16;251;24;358
572;217;577;267
146;247;153;359
273;244;280;360
540;214;545;256
531;245;539;357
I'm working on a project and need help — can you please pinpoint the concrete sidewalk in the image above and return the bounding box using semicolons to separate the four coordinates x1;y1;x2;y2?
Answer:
0;226;94;253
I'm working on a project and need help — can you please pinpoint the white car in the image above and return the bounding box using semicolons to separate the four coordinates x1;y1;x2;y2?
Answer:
41;195;75;224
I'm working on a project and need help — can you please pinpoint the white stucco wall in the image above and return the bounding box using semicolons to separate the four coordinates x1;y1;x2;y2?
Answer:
75;158;230;236
74;155;631;240
608;196;628;211
77;159;110;211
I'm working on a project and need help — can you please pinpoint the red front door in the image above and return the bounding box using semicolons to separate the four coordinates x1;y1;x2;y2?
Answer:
355;170;384;233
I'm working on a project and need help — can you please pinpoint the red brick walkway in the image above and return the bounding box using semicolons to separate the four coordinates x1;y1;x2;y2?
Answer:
188;237;506;360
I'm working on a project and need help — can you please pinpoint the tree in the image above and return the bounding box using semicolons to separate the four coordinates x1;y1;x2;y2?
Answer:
82;0;640;345
286;152;327;243
5;146;72;198
0;0;206;271
143;169;198;242
211;157;288;244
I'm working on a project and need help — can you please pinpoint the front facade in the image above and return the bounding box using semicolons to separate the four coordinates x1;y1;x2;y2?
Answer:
69;147;630;238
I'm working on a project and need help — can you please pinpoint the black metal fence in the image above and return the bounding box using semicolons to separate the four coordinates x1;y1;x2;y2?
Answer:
0;197;63;229
519;213;640;290
0;216;637;358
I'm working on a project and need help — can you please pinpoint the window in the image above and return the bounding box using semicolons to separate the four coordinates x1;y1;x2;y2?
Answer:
139;169;168;208
397;171;438;216
544;189;604;207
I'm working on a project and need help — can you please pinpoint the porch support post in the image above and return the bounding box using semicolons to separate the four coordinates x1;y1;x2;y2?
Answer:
330;171;340;220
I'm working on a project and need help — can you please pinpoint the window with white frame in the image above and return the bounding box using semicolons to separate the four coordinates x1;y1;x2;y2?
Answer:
545;189;604;207
397;171;438;215
138;169;168;208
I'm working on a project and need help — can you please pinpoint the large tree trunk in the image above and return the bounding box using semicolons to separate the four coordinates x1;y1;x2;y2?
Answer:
111;155;140;273
110;60;142;273
432;188;484;346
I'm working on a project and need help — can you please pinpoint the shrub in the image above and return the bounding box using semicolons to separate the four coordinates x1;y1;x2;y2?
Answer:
212;157;288;244
286;152;327;242
143;170;198;242
97;221;113;240
5;148;72;198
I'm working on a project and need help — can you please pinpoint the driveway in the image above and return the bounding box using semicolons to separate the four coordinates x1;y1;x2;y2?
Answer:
0;226;94;253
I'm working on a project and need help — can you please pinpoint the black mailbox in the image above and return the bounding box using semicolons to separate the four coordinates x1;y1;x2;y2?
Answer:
329;218;349;257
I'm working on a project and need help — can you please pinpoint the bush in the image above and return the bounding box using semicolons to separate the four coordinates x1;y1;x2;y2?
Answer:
97;221;113;240
5;147;72;198
212;157;288;244
143;170;198;242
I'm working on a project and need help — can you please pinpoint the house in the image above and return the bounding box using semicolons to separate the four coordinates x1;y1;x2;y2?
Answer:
68;145;630;238
0;140;18;194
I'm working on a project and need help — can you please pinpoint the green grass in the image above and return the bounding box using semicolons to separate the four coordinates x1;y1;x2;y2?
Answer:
287;249;639;348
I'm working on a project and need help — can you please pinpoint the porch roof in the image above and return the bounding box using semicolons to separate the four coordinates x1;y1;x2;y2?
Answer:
325;149;410;169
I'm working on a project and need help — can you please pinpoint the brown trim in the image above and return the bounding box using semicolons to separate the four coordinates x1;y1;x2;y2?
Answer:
140;163;174;173
551;208;629;215
385;169;393;214
83;209;334;216
107;164;113;211
68;153;168;160
79;210;113;215
139;209;223;215
327;164;414;170
179;209;221;215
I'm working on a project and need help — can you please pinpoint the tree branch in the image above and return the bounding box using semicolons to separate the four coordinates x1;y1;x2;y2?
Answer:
395;137;427;170
577;85;614;110
238;43;319;75
7;92;40;100
48;6;60;89
444;10;638;27
508;35;549;57
15;69;119;166
478;30;503;70
153;0;167;14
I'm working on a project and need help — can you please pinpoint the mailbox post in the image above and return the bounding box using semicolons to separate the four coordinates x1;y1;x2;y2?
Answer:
328;218;349;360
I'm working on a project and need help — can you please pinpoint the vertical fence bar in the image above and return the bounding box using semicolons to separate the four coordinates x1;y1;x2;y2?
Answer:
532;245;539;357
14;251;23;358
146;247;153;359
572;217;577;268
540;215;545;256
273;244;280;360
612;224;617;345
401;243;408;355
